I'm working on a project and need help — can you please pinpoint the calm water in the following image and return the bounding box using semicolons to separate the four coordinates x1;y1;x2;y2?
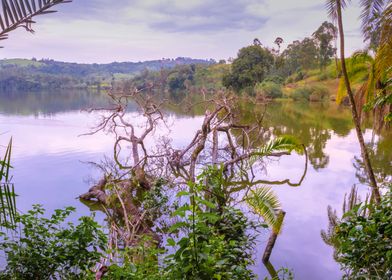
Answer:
0;90;391;279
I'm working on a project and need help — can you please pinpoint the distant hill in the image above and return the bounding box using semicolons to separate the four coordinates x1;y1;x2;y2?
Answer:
0;57;216;91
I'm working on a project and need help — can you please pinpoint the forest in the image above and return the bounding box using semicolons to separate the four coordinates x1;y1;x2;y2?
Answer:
0;0;391;280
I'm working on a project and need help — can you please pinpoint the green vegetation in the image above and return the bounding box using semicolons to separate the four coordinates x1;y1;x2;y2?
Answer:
97;167;263;280
222;45;274;92
0;57;215;91
322;186;392;279
0;0;391;279
0;138;16;227
0;205;106;279
254;81;283;100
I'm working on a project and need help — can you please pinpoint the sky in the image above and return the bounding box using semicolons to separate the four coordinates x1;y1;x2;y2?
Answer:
1;0;365;63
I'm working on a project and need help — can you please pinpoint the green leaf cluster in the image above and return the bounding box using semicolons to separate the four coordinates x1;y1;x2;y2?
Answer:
0;205;107;280
333;186;392;279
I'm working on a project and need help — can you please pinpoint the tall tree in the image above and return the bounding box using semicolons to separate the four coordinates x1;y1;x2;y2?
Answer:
312;21;337;69
326;0;381;203
222;45;274;92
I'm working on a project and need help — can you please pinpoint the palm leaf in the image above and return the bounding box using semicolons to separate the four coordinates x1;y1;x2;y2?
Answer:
326;0;350;22
249;135;303;167
246;187;282;234
360;0;387;43
0;138;16;227
258;135;302;155
0;0;72;42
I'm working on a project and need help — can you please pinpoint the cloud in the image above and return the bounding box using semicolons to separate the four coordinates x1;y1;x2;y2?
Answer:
0;0;365;63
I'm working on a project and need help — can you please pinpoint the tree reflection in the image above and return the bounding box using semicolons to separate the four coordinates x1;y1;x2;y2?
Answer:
353;132;392;188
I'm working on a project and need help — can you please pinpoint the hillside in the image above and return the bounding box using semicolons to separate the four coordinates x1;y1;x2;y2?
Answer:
0;57;215;91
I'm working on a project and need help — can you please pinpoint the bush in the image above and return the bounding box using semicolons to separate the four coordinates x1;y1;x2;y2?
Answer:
308;85;329;102
104;167;260;280
294;71;306;82
264;75;284;84
318;72;329;81
165;167;258;280
291;85;329;101
291;86;313;101
254;81;283;99
0;205;107;280
333;187;392;279
285;76;294;84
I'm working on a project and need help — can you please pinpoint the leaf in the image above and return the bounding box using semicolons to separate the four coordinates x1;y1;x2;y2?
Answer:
246;187;283;234
167;237;176;247
194;196;216;209
168;221;188;233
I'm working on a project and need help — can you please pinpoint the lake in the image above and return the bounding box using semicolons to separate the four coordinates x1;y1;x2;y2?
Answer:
0;90;391;279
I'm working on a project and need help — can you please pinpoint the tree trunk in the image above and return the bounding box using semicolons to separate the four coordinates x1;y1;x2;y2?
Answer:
335;0;381;203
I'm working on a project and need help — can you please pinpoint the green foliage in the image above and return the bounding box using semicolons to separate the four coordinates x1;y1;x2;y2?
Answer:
330;186;392;279
254;81;283;99
0;58;214;91
312;21;337;69
102;167;260;280
246;187;282;233
280;38;318;76
0;205;107;280
291;85;329;101
263;267;295;280
264;75;285;84
0;138;16;227
223;45;274;92
256;135;303;156
165;167;258;280
105;238;165;280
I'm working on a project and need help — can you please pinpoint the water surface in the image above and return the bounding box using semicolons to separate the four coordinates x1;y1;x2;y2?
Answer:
0;90;391;279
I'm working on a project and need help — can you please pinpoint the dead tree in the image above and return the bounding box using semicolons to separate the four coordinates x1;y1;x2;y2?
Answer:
80;87;307;250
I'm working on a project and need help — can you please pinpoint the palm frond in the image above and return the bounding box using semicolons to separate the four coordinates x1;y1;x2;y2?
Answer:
246;187;282;234
326;0;350;22
360;0;386;42
259;135;302;155
375;2;392;81
0;0;72;42
0;138;16;227
336;77;347;104
249;135;302;167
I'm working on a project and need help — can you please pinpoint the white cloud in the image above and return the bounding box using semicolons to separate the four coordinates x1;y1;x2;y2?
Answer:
0;0;365;63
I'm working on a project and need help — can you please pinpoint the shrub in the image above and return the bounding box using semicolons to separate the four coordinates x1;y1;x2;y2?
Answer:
318;72;329;81
104;167;260;280
0;205;107;280
291;85;329;101
332;187;392;279
285;76;294;84
165;167;258;280
254;81;283;99
291;86;313;101
308;85;329;102
264;75;284;84
294;71;306;82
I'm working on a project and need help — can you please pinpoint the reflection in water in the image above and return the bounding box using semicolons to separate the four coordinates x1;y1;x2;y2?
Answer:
0;90;110;116
0;90;390;279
